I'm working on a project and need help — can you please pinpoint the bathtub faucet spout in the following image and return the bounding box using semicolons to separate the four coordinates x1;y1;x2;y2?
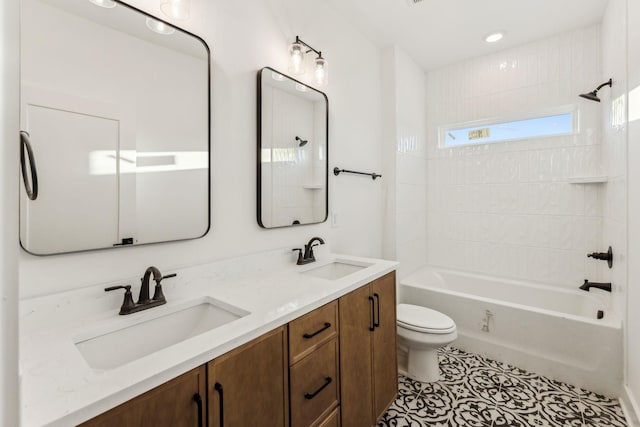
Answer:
579;280;612;293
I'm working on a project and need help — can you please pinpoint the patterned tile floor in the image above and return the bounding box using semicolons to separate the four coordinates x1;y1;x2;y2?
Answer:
378;347;627;427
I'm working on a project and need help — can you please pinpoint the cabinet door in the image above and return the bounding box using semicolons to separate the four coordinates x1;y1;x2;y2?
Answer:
371;272;398;421
79;366;206;427
339;284;374;427
208;326;289;427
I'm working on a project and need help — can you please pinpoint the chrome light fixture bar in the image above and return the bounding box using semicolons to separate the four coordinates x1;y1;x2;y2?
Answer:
288;36;328;87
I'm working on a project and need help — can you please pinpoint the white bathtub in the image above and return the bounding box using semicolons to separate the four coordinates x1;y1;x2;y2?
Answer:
399;267;622;397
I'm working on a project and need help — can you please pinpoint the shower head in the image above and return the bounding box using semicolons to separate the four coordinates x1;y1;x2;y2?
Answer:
295;136;308;147
580;91;601;102
579;78;613;102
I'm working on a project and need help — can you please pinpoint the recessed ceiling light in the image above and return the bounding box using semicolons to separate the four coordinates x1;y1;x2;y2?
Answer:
145;17;175;35
88;0;117;8
485;32;504;43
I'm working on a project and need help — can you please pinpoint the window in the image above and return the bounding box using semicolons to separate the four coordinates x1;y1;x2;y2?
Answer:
440;110;576;148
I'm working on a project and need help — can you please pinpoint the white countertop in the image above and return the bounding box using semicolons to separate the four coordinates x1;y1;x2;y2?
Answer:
19;248;398;427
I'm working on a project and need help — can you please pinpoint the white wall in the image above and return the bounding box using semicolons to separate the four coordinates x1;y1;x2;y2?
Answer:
381;49;397;262
625;0;640;420
0;0;20;423
19;0;384;297
425;26;606;289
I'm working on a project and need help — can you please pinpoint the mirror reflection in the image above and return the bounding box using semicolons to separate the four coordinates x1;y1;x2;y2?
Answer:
257;67;328;229
20;0;210;255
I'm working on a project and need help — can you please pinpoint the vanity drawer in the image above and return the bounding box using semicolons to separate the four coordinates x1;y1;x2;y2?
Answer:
290;338;339;427
289;300;338;364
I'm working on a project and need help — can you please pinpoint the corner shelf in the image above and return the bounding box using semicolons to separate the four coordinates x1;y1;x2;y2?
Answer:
568;176;608;184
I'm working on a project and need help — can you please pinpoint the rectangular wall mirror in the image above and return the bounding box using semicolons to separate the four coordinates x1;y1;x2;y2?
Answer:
19;0;210;255
257;67;328;228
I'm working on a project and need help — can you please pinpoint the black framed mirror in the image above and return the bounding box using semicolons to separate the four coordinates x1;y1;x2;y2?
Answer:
257;67;328;229
19;0;210;255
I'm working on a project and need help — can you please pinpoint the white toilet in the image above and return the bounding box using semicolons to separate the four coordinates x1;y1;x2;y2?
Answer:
397;303;457;383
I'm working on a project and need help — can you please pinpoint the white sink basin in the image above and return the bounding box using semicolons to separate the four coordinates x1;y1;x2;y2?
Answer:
302;260;372;280
74;297;249;370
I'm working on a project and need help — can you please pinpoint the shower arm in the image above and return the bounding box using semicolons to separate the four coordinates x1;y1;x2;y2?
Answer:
594;79;613;92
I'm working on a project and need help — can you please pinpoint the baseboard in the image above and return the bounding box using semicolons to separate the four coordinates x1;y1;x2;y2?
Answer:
621;385;640;427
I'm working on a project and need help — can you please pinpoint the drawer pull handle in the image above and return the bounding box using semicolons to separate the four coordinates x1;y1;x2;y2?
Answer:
368;296;375;331
192;393;203;427
303;322;331;339
304;376;332;400
214;382;224;427
373;293;380;328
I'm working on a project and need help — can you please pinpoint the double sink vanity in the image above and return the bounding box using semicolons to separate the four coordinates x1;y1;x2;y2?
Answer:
20;247;398;426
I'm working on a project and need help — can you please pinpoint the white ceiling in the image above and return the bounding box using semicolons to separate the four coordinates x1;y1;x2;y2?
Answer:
326;0;609;71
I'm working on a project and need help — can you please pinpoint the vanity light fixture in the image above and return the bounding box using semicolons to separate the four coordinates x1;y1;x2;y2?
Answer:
288;40;306;75
485;32;504;43
314;56;328;87
88;0;117;8
160;0;190;20
146;17;175;35
288;36;329;87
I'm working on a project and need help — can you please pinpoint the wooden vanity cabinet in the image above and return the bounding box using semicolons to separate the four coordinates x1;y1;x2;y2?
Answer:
207;326;289;427
339;272;397;426
79;366;206;427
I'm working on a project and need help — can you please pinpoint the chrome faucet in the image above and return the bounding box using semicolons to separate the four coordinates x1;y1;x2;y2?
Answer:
579;279;612;293
105;266;176;315
292;237;325;265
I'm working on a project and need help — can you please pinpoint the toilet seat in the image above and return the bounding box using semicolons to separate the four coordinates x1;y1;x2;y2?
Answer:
397;304;456;335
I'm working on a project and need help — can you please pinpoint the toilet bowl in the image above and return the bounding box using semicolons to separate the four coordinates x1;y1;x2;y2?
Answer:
397;303;457;383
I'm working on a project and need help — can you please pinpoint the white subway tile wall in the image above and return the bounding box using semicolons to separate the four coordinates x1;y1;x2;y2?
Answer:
425;26;606;288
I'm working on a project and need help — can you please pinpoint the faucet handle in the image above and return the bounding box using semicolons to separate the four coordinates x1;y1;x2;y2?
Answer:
152;273;175;302
308;243;320;258
105;284;131;292
105;285;136;315
292;248;303;264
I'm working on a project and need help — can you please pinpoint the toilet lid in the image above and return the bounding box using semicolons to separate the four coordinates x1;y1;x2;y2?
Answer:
397;304;456;333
